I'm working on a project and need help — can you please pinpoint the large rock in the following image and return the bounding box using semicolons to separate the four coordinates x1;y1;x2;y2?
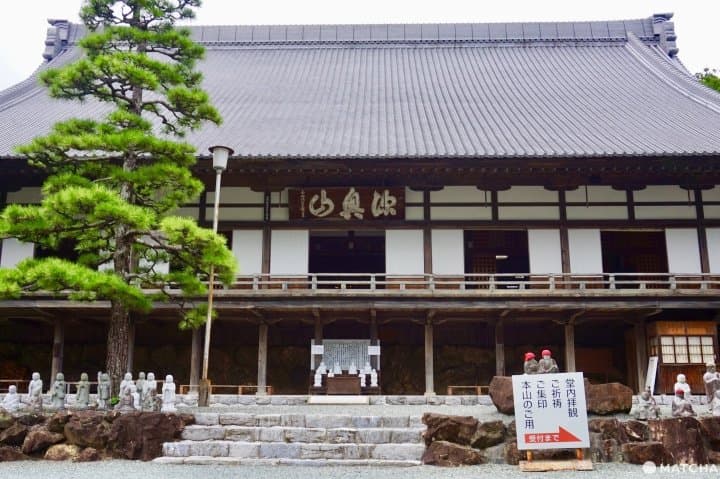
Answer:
0;412;15;430
0;423;28;446
585;381;633;415
589;435;622;463
472;420;505;449
588;418;628;443
488;376;514;415
16;414;45;426
44;444;81;461
47;411;71;433
649;417;707;465
108;412;186;461
623;420;649;442
0;446;28;462
699;416;720;448
421;440;486;466
64;411;110;449
76;447;101;462
622;442;672;465
422;413;478;446
22;425;65;454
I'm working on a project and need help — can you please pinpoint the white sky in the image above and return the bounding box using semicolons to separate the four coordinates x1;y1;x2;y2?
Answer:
0;0;718;91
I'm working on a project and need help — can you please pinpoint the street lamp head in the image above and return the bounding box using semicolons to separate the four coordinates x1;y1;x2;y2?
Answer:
209;145;234;171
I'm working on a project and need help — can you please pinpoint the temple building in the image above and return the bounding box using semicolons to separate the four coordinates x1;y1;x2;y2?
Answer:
1;13;720;396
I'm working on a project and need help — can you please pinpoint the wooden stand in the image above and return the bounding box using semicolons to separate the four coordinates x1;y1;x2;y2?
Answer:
519;449;593;472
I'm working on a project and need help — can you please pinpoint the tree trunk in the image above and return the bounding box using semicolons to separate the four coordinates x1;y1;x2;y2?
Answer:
107;299;130;397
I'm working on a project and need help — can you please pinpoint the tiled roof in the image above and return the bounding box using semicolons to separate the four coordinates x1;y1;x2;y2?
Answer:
1;14;720;159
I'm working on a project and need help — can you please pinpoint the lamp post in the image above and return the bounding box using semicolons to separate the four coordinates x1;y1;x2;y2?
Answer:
199;145;234;407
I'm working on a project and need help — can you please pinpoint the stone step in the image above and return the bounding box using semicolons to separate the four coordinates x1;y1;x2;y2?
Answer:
195;412;423;428
181;425;425;443
154;456;421;466
163;441;426;461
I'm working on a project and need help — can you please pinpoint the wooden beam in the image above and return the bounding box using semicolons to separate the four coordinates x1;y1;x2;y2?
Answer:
257;322;268;396
424;317;435;396
495;319;505;376
50;318;65;383
634;321;648;392
564;320;576;373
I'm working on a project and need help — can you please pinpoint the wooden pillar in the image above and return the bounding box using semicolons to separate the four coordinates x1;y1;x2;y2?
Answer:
189;327;202;391
423;190;432;274
370;310;379;370
313;314;323;369
257;322;268;395
564;321;576;373
495;320;505;376
126;319;135;373
559;190;571;274
50;319;65;382
634;322;648;392
424;320;435;396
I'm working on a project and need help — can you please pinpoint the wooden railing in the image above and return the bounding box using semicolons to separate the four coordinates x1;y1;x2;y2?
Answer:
218;272;720;293
178;384;273;395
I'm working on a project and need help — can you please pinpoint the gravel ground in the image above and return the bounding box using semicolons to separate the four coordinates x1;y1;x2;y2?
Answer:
0;461;701;479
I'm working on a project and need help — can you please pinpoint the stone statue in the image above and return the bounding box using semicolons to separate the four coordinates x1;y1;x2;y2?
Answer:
711;390;720;417
136;372;146;404
348;362;358;375
143;372;157;400
332;362;342;375
313;366;323;388
317;362;328;375
537;349;559;374
97;373;111;410
161;375;177;413
27;372;43;412
114;383;136;412
359;372;366;388
1;385;21;413
119;372;134;398
130;384;140;409
142;387;159;412
674;374;692;398
523;352;538;375
370;368;378;388
50;373;66;410
362;361;372;375
632;387;660;420
704;363;720;405
671;389;696;417
75;373;90;409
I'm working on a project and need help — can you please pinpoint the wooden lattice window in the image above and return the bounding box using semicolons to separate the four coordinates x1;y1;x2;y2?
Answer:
651;335;714;364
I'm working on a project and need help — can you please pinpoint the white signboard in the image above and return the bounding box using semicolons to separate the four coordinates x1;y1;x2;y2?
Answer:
645;356;659;395
512;372;590;450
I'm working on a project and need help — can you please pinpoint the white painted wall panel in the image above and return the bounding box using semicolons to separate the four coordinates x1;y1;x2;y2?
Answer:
6;187;42;204
635;206;695;220
430;206;492;220
566;206;627;220
703;187;720;202
665;229;702;274
568;229;603;274
270;230;309;275
271;207;289;221
172;207;199;219
634;186;689;202
208;207;264;221
232;230;263;275
1;239;34;268
704;205;720;219
405;207;424;220
707;229;720;274
405;188;424;203
498;187;558;203
528;230;562;274
565;186;626;203
431;230;464;275
499;206;559;220
386;230;424;275
207;187;264;203
430;186;486;203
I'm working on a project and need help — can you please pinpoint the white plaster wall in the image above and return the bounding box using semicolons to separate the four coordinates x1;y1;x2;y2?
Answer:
6;187;42;204
704;205;720;220
566;206;627;220
270;230;309;275
172;207;199;219
431;230;464;275
528;230;562;274
0;239;34;268
568;229;603;274
271;207;289;221
634;186;690;202
405;187;424;203
206;187;264;203
635;206;695;220
565;186;626;203
386;230;424;275
665;229;702;274
498;186;558;203
430;186;486;203
703;187;720;202
499;206;559;220
707;228;720;274
430;206;492;220
232;230;263;275
405;207;424;220
208;207;264;221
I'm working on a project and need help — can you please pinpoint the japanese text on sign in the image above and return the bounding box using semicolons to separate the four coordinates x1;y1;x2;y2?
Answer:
290;188;405;221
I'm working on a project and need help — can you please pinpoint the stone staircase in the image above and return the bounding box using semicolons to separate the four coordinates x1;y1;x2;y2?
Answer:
154;412;426;466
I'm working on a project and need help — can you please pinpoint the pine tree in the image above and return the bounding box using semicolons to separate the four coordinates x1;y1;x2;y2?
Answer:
0;0;236;394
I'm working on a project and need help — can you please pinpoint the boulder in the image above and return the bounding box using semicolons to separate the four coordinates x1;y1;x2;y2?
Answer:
699;417;720;448
422;413;478;446
47;411;71;433
648;417;707;465
64;411;110;449
708;450;720;465
44;444;81;461
488;376;514;414
622;442;672;465
504;442;522;465
22;425;65;454
108;412;186;461
585;381;632;415
16;414;45;426
589;435;622;463
623;420;649;442
0;423;28;446
421;440;486;466
0;412;15;430
0;446;28;462
471;420;505;449
76;447;101;462
588;418;627;443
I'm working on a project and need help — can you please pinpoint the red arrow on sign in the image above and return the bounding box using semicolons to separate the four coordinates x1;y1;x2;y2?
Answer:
524;427;581;444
